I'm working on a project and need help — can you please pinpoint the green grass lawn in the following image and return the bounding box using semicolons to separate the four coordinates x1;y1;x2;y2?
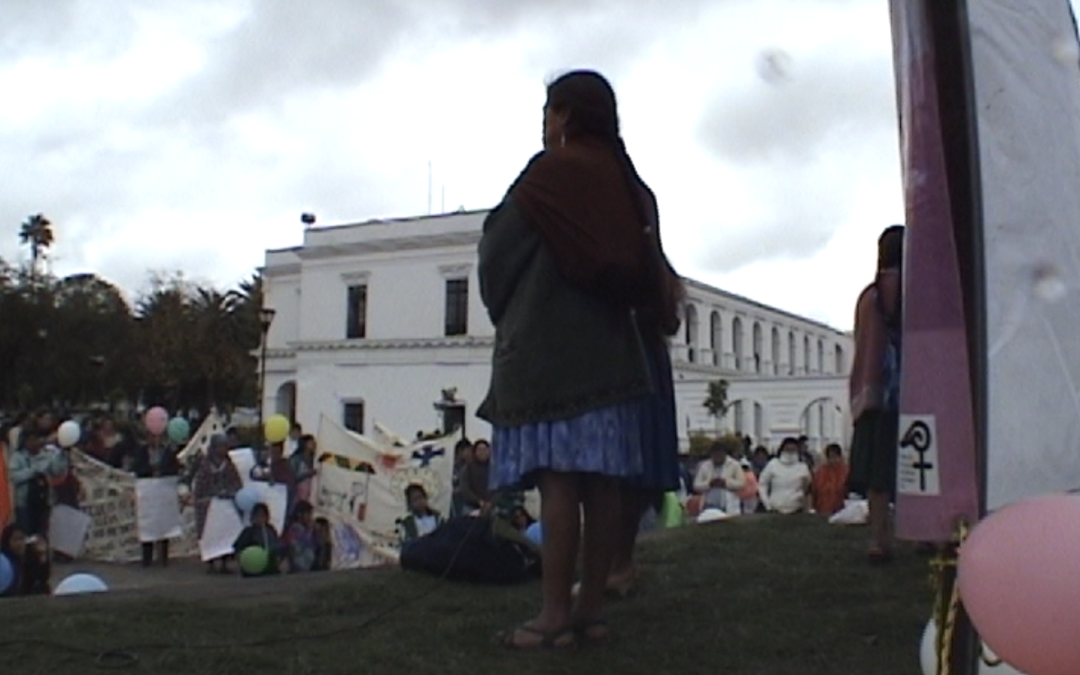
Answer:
1;515;932;675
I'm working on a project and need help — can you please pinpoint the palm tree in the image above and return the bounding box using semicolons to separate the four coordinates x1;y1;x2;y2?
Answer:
19;214;54;282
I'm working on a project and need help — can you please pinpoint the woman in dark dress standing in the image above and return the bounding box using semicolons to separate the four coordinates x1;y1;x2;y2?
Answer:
478;70;678;650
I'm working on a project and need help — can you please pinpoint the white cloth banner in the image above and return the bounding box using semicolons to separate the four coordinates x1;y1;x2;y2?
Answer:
315;416;456;541
177;412;226;462
317;508;399;571
313;416;456;567
969;0;1080;509
70;450;200;562
136;477;184;542
199;498;244;562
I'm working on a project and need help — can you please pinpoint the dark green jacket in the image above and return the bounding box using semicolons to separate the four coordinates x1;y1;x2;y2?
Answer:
476;196;653;427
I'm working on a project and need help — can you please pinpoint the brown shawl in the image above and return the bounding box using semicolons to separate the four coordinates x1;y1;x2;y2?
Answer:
511;139;651;305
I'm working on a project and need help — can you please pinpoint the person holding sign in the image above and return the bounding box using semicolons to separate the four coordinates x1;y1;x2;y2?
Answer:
192;434;243;574
847;225;904;564
132;433;181;567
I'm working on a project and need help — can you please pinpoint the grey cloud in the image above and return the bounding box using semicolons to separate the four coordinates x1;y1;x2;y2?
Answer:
0;0;891;296
696;158;852;271
0;0;140;62
693;45;898;272
698;48;896;164
150;0;414;127
150;0;719;128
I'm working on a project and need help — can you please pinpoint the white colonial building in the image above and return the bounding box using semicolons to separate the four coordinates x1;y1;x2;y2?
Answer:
261;210;853;452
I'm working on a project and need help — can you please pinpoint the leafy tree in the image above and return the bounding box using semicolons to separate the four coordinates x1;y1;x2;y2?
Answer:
2;215;264;414
703;379;730;433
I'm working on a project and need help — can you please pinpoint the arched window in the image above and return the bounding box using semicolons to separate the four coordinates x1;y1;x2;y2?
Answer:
817;339;825;376
710;311;722;367
732;317;744;371
752;322;763;374
835;344;845;373
771;327;780;375
803;335;811;374
788;331;796;376
685;304;699;363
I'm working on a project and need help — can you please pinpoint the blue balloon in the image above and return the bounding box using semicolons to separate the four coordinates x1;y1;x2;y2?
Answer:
53;573;108;596
0;554;14;594
525;522;543;546
234;487;260;513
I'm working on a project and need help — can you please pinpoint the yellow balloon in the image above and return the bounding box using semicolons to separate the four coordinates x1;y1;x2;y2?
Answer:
264;415;290;444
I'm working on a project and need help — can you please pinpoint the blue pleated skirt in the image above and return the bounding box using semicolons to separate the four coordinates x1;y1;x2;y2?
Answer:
488;336;679;493
489;400;645;491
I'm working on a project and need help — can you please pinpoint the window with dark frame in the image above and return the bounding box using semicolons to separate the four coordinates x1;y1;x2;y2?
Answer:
343;401;365;434
444;278;469;336
346;284;368;339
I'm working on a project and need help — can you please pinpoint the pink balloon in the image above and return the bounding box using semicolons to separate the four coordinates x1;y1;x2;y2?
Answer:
958;494;1080;675
143;406;169;436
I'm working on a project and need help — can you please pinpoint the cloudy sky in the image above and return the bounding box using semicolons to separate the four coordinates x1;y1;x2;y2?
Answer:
3;0;1064;330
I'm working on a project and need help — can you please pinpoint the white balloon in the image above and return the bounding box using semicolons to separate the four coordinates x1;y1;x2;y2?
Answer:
53;573;108;596
920;620;1027;675
56;420;81;449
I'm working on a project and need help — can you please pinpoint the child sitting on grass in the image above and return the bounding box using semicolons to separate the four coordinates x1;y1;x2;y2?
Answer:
233;502;285;577
397;484;444;545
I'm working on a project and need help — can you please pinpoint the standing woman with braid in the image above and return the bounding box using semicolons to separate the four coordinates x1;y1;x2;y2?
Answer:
478;70;678;650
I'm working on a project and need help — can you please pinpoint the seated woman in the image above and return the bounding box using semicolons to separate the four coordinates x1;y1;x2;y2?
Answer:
233;503;285;577
811;443;850;516
1;524;51;597
757;438;812;514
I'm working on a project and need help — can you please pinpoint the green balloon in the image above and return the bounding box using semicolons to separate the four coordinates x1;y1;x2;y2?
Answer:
660;492;684;529
239;546;269;575
166;417;191;444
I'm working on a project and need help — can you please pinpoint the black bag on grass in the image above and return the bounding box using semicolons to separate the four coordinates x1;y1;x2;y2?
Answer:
399;515;540;585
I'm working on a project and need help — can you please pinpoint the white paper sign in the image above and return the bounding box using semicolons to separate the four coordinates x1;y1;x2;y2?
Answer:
49;504;92;558
229;448;258;485
198;498;244;561
136;477;184;542
897;415;941;496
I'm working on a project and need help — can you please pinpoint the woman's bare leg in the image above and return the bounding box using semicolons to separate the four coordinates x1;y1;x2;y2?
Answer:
507;470;581;645
868;489;893;556
608;488;646;586
573;474;621;625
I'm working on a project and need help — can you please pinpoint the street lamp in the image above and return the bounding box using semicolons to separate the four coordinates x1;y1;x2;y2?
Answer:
257;307;276;450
